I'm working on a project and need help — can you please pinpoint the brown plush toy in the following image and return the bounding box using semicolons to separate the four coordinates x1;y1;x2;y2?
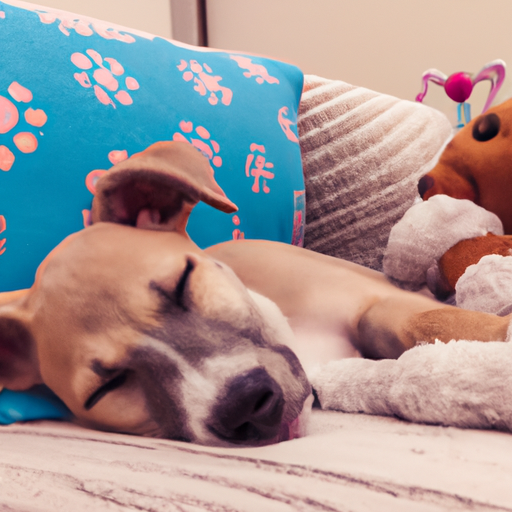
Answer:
384;98;512;315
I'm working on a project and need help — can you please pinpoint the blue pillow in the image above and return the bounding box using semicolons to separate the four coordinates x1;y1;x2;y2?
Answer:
0;386;70;425
0;0;305;293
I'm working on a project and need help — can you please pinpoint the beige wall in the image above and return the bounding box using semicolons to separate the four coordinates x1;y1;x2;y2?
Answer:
32;0;173;39
206;0;512;125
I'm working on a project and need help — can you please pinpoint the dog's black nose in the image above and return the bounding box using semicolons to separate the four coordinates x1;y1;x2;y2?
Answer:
418;174;435;198
209;368;285;443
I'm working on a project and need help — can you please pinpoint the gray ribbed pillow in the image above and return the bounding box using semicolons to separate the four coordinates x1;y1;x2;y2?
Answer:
298;75;452;270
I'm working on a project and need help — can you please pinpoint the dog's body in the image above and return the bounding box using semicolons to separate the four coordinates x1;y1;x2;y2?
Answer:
207;240;510;366
1;142;510;446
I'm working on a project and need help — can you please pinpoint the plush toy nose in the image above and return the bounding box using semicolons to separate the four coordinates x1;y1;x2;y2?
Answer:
209;368;284;443
418;174;435;198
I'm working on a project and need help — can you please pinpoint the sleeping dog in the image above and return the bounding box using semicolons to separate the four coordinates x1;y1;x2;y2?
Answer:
1;141;510;446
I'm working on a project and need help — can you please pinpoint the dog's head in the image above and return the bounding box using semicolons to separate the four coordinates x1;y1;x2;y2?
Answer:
0;142;311;446
418;98;512;234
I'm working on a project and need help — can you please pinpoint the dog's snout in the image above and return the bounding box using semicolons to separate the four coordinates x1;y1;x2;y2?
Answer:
209;368;285;443
418;174;435;198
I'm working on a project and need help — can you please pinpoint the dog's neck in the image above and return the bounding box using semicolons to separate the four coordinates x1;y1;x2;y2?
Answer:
247;288;361;374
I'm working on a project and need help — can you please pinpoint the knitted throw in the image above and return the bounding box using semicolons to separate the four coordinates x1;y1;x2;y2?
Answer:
298;75;452;270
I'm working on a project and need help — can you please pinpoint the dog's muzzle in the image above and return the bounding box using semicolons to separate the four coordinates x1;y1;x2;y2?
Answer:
207;368;285;444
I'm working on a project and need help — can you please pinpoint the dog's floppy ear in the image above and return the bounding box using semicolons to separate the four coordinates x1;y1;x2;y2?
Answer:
91;141;237;232
0;290;41;391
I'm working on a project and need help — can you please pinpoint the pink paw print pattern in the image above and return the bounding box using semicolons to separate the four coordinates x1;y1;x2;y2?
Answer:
177;60;233;106
232;214;245;240
278;107;299;143
245;143;275;194
0;215;6;256
85;149;128;194
36;11;136;43
0;82;46;172
173;121;222;168
83;149;129;227
72;50;140;108
107;149;129;165
230;56;279;85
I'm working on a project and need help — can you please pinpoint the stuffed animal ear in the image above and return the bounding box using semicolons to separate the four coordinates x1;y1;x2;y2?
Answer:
91;141;237;233
0;290;40;391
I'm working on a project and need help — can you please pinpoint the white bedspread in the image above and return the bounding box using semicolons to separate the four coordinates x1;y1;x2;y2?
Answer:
2;411;511;511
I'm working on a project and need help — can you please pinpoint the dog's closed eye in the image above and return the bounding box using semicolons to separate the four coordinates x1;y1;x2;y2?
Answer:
84;370;130;410
175;258;195;310
150;256;196;312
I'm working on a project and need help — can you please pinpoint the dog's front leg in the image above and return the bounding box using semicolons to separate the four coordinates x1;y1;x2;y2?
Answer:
357;296;511;359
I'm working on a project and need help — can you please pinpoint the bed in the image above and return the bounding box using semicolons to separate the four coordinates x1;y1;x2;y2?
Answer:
3;411;512;511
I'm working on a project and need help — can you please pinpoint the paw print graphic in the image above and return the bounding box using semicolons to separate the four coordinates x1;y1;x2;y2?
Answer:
278;106;299;143
0;82;47;172
85;149;128;194
230;56;279;85
173;121;222;168
72;50;139;108
245;143;275;194
37;11;136;43
231;214;245;241
177;59;233;106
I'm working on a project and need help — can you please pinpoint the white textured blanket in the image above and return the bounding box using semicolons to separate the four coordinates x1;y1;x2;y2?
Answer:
2;412;512;511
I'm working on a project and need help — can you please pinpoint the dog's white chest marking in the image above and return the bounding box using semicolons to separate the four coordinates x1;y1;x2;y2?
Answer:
291;323;362;373
247;289;361;373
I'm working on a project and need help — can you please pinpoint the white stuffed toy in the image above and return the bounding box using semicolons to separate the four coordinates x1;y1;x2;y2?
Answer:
383;194;512;315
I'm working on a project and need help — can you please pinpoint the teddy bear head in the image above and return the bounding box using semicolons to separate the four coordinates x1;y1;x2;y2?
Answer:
418;97;512;234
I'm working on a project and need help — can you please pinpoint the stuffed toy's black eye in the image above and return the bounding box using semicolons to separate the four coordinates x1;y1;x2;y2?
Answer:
472;113;500;142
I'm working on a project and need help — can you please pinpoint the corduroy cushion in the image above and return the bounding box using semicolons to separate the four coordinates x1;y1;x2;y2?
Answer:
298;75;453;270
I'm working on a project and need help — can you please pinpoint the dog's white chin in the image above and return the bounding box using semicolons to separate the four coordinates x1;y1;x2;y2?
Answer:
279;392;314;442
247;289;300;354
242;290;313;445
